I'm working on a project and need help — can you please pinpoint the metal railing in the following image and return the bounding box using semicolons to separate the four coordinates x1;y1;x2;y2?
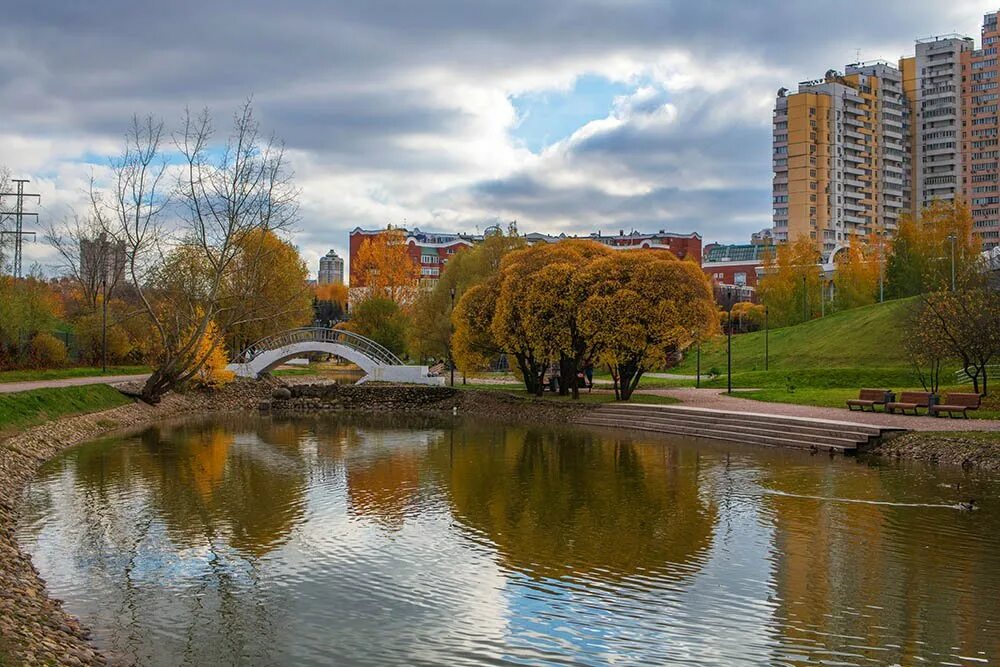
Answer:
955;365;999;384
235;327;403;366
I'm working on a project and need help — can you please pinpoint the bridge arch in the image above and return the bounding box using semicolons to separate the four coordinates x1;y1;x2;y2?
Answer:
227;328;443;385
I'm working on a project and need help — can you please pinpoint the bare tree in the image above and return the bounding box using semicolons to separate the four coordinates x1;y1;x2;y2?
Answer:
93;103;298;403
47;213;127;311
0;165;10;273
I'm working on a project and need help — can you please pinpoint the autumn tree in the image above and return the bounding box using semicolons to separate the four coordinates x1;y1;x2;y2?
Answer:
352;229;420;305
578;251;718;400
409;227;524;365
342;296;408;356
832;235;879;312
313;282;348;327
886;200;981;297
915;283;1000;395
92;104;299;403
0;273;63;368
757;238;823;327
219;228;313;355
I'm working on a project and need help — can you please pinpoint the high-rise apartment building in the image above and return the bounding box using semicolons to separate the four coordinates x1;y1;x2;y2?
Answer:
772;62;910;259
905;35;973;211
963;12;1000;250
318;249;344;285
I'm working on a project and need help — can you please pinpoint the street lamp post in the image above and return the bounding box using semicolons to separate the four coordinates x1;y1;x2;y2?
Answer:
449;286;456;387
947;233;957;292
726;287;735;395
764;305;769;372
696;340;701;389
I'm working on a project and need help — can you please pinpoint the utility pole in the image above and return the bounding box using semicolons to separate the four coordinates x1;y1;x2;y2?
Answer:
0;179;40;278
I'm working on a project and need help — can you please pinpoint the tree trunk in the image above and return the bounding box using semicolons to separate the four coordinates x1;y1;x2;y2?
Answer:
558;355;574;397
140;366;180;405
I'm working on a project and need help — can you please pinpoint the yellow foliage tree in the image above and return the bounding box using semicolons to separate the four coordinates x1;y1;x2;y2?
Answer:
191;319;234;389
578;251;718;399
757;238;823;327
832;235;879;312
886;200;980;297
353;229;420;305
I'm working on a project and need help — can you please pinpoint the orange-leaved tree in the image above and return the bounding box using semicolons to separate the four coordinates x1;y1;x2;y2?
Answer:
353;229;420;305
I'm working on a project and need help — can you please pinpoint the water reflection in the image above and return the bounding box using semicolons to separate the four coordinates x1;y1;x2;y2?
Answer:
17;414;1000;666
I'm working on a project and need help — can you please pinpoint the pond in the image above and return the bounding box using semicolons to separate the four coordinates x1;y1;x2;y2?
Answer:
17;414;1000;666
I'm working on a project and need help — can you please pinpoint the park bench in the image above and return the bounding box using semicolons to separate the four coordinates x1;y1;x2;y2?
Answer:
846;389;891;412
886;391;933;416
929;392;981;419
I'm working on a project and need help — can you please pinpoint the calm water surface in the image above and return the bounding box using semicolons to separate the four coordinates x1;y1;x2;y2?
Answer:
17;414;1000;666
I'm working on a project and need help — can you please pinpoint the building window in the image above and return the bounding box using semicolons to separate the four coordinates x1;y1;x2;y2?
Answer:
421;254;439;264
734;272;747;286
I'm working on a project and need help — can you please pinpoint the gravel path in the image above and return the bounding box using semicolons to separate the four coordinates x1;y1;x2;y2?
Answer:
641;387;1000;432
0;374;150;394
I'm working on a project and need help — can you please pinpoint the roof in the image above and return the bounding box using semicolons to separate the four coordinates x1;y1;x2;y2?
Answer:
703;244;771;264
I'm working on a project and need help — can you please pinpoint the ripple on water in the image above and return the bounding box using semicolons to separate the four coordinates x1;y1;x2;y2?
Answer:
14;415;1000;666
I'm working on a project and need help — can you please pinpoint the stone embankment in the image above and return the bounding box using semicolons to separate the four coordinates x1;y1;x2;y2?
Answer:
0;379;275;667
264;382;590;424
869;431;1000;471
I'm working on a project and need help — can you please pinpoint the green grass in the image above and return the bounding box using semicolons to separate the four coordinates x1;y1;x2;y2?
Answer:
0;365;149;384
271;368;318;377
676;298;921;379
0;384;133;434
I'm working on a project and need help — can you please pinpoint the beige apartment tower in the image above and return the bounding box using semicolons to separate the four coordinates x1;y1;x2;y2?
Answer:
772;62;910;259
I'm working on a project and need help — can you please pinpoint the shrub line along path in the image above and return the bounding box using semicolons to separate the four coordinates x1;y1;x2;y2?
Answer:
640;387;1000;432
0;374;150;394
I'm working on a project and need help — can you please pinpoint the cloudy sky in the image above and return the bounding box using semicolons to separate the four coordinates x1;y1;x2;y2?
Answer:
0;0;992;277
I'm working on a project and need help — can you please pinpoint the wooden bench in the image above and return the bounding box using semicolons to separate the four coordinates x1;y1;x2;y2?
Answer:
846;389;891;412
930;392;981;419
886;391;933;415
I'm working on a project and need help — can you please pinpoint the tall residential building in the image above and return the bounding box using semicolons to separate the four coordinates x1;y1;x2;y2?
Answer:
318;249;344;285
963;12;1000;250
908;35;973;210
772;62;910;259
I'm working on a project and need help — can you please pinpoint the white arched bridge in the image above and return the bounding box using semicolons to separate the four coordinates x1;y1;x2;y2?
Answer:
226;327;444;385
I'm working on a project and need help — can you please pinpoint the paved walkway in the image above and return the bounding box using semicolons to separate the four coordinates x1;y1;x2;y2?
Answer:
640;387;1000;432
0;374;149;394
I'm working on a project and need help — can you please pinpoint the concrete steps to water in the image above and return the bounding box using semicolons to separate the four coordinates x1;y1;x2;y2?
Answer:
577;404;905;453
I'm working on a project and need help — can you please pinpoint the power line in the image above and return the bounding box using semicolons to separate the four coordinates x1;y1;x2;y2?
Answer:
0;179;41;278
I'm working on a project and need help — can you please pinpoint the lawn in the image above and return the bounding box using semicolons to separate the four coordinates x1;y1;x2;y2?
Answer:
0;365;149;384
0;385;133;434
675;298;917;376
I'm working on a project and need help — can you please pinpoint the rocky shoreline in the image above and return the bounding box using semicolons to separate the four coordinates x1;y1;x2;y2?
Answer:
868;431;1000;471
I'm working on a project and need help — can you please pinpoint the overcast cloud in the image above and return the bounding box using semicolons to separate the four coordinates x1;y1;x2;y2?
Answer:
0;0;991;276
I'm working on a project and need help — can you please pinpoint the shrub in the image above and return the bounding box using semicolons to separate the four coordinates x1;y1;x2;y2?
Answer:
28;332;68;369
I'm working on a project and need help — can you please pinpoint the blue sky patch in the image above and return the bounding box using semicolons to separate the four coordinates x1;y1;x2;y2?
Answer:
509;75;631;153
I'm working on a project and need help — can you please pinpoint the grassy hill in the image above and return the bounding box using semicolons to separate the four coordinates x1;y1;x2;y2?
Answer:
675;297;916;382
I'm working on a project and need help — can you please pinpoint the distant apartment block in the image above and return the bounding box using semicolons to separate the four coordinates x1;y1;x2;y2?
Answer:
774;15;1000;254
962;12;1000;249
772;62;911;260
318;249;344;285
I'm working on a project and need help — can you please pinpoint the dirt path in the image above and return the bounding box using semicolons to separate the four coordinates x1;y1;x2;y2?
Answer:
0;374;149;394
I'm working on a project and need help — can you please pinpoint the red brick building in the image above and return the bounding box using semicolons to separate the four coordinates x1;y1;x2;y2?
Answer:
349;226;703;292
